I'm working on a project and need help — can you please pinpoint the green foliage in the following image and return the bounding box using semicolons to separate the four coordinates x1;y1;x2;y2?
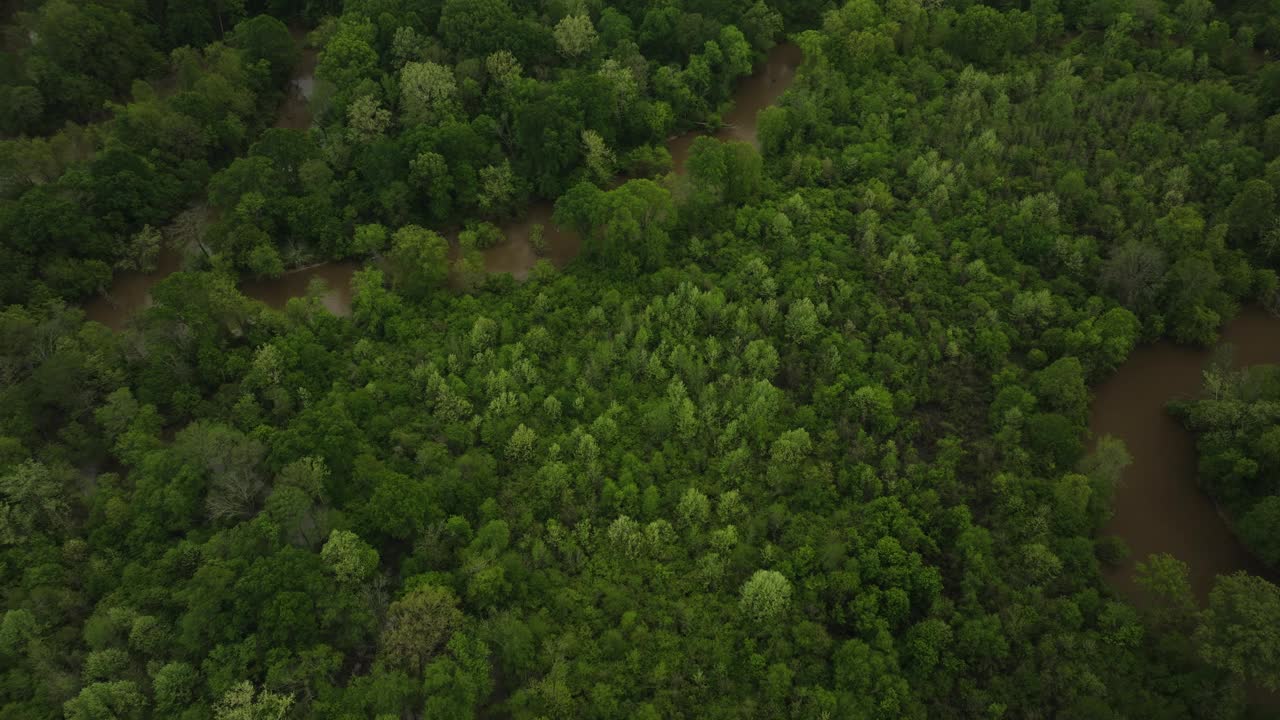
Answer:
5;0;1280;717
740;570;793;623
378;585;464;675
321;530;380;584
1196;573;1280;691
1175;364;1280;566
387;225;450;298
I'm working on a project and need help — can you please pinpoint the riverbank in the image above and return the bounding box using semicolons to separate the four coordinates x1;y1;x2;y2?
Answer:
81;41;803;327
1092;306;1280;603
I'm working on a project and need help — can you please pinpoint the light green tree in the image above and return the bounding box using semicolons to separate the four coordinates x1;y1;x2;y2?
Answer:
785;298;821;342
321;530;380;584
401;61;458;123
213;681;293;720
507;424;537;463
478;161;516;212
740;570;793;622
485;50;522;87
347;94;391;142
554;15;597;57
677;487;709;527
379;585;464;674
0;460;70;544
387;225;450;296
63;681;147;720
581;130;616;183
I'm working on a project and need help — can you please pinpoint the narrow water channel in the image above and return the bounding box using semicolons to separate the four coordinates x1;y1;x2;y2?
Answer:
275;26;317;131
1093;306;1280;602
82;42;803;328
465;40;803;279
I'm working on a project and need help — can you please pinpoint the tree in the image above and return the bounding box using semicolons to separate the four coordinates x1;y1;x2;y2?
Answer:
172;423;267;522
213;682;293;720
401;62;459;124
478;162;516;213
348;95;392;143
411;151;454;221
556;179;675;270
152;663;199;716
117;225;162;272
422;632;493;718
785;298;821;343
1227;179;1277;244
0;460;70;544
581;130;616;183
63;681;147;720
379;585;464;674
352;224;389;255
507;425;537;463
439;0;516;57
1033;357;1088;421
386;225;450;297
321;530;380;584
228;15;299;86
318;21;379;91
950;5;1011;67
677;487;710;527
1238;497;1280;567
1135;554;1197;629
740;570;792;623
1196;572;1280;691
485;51;523;88
555;15;598;58
165;0;215;48
744;339;779;379
553;181;605;238
26;0;162;121
742;2;784;51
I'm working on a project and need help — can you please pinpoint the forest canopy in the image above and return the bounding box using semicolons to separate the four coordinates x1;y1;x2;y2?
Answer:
2;0;1280;717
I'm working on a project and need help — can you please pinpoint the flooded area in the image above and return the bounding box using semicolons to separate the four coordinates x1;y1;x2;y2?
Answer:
240;261;360;315
1093;306;1280;602
667;41;803;172
477;202;579;280
471;41;802;279
83;41;802;326
84;246;185;330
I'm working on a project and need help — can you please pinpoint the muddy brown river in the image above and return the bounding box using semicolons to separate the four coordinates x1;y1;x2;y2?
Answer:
1093;306;1280;603
84;42;803;328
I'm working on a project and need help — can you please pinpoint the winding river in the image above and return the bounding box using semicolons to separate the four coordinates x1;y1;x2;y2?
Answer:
83;43;803;329
1093;306;1280;602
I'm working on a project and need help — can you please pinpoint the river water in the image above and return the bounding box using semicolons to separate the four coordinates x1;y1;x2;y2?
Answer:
1093;306;1280;603
275;27;317;131
83;42;803;327
470;41;802;280
84;246;185;328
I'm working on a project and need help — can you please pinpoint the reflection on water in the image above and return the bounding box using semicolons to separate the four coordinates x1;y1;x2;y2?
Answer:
1093;306;1280;603
84;41;802;325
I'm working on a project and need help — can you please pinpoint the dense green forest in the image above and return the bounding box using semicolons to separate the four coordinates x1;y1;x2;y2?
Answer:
3;0;1280;717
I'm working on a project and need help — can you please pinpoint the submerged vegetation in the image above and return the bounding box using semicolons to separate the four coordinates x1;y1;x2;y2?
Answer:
2;0;1280;717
